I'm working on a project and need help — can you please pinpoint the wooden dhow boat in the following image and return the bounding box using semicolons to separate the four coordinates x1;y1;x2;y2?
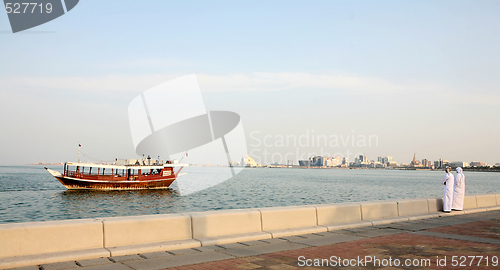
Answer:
45;159;187;190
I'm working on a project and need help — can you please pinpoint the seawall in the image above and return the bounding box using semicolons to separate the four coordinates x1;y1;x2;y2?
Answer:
1;193;499;269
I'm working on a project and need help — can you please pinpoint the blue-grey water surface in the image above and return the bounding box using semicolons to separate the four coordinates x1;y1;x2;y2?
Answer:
1;165;499;224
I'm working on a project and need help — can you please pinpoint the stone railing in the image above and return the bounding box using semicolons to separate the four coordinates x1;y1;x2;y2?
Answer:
1;193;499;269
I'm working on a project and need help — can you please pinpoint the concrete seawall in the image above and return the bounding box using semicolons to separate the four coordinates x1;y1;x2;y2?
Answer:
1;193;500;269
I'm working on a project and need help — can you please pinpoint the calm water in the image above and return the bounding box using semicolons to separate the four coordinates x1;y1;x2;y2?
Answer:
1;165;499;224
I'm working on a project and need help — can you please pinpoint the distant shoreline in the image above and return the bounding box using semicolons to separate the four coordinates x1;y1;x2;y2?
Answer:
26;163;64;166
19;163;500;173
261;165;500;172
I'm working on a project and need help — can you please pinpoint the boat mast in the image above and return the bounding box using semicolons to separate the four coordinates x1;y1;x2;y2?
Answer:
78;143;81;163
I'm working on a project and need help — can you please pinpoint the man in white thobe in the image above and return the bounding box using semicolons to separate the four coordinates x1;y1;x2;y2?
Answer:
442;166;455;212
452;167;465;210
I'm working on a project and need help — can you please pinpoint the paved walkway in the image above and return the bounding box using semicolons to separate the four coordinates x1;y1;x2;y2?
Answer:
10;210;500;270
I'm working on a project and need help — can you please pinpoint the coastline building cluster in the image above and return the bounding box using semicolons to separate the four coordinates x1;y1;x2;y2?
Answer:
230;155;263;167
297;153;499;170
192;154;499;169
32;154;498;169
298;156;349;168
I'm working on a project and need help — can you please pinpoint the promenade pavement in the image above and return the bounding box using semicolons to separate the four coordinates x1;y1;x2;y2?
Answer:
9;210;500;270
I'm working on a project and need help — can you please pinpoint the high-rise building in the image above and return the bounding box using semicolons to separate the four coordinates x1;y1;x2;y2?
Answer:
342;157;349;165
334;156;342;165
379;156;393;165
322;157;329;167
470;161;487;167
298;160;310;167
450;161;468;168
434;159;449;169
422;159;433;168
311;156;323;166
387;161;398;167
323;158;331;167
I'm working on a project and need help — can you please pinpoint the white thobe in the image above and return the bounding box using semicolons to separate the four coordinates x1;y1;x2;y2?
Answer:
442;172;455;212
452;173;465;210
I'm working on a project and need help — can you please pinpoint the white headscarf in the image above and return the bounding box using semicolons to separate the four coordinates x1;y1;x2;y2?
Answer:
456;167;465;184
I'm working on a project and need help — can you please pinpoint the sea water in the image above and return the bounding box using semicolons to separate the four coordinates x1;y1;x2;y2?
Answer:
0;165;499;224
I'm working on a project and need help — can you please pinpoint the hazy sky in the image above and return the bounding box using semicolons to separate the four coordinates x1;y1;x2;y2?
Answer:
1;0;499;165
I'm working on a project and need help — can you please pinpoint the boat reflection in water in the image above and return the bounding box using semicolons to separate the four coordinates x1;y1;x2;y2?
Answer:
56;188;181;218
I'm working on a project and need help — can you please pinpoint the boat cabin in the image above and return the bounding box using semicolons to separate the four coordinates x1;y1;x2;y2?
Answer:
63;162;175;181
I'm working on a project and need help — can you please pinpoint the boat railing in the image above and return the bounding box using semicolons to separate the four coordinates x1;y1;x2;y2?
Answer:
66;171;79;177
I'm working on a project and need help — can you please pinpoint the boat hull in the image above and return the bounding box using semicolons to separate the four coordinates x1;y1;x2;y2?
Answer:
53;176;176;190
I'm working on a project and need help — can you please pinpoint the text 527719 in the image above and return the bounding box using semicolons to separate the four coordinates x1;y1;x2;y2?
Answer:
5;3;52;14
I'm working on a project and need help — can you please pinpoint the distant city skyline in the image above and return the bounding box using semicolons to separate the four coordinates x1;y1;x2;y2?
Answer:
1;1;500;165
25;151;498;168
291;152;496;168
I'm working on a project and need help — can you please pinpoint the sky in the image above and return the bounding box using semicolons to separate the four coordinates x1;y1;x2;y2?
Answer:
1;0;499;165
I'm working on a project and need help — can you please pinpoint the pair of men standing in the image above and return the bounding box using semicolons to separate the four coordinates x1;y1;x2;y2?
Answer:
442;166;466;212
